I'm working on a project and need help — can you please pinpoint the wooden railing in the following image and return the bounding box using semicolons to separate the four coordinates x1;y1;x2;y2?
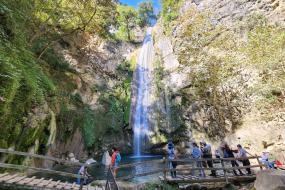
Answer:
115;156;265;184
0;148;84;166
105;166;119;190
0;148;87;180
162;156;264;183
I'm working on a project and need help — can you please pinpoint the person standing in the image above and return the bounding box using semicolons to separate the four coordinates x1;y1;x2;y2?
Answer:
223;144;244;176
167;140;177;178
200;141;216;177
111;147;121;177
192;142;205;177
237;144;251;175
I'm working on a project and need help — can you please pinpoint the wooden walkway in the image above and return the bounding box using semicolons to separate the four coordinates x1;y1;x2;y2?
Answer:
0;149;107;190
0;147;266;189
0;173;101;190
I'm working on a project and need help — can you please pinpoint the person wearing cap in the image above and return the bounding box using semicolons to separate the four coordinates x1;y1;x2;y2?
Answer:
237;144;251;174
192;142;205;177
200;141;216;177
167;140;177;178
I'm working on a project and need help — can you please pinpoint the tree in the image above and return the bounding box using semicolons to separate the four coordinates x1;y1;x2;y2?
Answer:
137;1;156;27
30;0;116;58
116;5;138;41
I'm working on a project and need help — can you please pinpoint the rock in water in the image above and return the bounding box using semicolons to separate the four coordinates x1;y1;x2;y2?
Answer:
102;151;111;166
254;170;285;190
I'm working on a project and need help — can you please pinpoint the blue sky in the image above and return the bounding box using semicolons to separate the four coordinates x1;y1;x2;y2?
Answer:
120;0;161;12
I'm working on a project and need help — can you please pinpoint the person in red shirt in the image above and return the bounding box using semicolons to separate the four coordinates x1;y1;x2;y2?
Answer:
111;147;119;177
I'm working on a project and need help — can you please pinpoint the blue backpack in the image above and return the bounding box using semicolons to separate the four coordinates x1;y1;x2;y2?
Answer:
115;153;121;163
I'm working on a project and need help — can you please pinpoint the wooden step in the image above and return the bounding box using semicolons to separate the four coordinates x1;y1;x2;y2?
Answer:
0;173;9;178
0;174;19;182
7;175;26;184
28;177;44;186
46;180;61;188
38;178;53;187
17;176;36;185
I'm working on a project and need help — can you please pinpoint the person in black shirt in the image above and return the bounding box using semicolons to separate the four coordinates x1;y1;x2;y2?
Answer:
222;144;244;176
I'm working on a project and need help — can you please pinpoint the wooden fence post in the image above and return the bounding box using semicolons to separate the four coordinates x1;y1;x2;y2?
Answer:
256;155;263;170
163;157;167;181
221;159;229;184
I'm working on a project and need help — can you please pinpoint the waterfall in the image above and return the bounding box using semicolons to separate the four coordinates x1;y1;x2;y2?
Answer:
132;28;154;157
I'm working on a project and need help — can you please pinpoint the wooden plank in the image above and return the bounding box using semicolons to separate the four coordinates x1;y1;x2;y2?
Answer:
28;177;44;186
0;173;9;178
71;182;77;190
62;181;69;189
162;175;256;183
38;178;53;187
0;174;19;182
56;181;66;189
46;180;61;188
163;158;167;181
221;160;229;184
7;175;26;183
17;176;36;185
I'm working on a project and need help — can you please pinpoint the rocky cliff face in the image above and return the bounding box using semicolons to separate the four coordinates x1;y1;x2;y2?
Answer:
48;33;142;159
152;0;285;160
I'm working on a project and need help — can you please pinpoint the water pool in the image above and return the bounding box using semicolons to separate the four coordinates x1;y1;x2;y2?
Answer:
32;154;165;184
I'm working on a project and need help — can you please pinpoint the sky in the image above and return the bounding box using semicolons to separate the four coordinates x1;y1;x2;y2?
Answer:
120;0;161;13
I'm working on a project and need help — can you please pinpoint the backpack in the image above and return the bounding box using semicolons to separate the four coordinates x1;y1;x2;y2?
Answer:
115;152;121;163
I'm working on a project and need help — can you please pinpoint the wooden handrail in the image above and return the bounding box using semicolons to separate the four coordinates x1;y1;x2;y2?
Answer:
169;156;260;162
0;163;86;179
116;156;261;171
117;159;164;169
0;148;84;166
116;163;265;181
105;166;119;190
114;156;264;181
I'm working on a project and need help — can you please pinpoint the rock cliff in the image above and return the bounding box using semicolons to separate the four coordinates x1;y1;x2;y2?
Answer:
152;0;285;159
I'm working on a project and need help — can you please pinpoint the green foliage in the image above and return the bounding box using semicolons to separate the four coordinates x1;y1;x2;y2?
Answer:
175;9;285;138
242;20;285;109
116;5;138;41
161;0;184;28
0;0;116;153
137;1;156;27
0;0;133;155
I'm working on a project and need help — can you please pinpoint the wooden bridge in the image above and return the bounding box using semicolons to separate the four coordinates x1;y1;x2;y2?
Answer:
0;148;266;190
0;148;106;190
114;155;265;188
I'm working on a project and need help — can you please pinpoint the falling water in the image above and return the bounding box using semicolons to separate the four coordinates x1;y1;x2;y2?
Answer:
132;28;154;157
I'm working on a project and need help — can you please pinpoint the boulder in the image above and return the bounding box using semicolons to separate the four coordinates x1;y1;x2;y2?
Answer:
254;170;285;190
68;153;79;163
